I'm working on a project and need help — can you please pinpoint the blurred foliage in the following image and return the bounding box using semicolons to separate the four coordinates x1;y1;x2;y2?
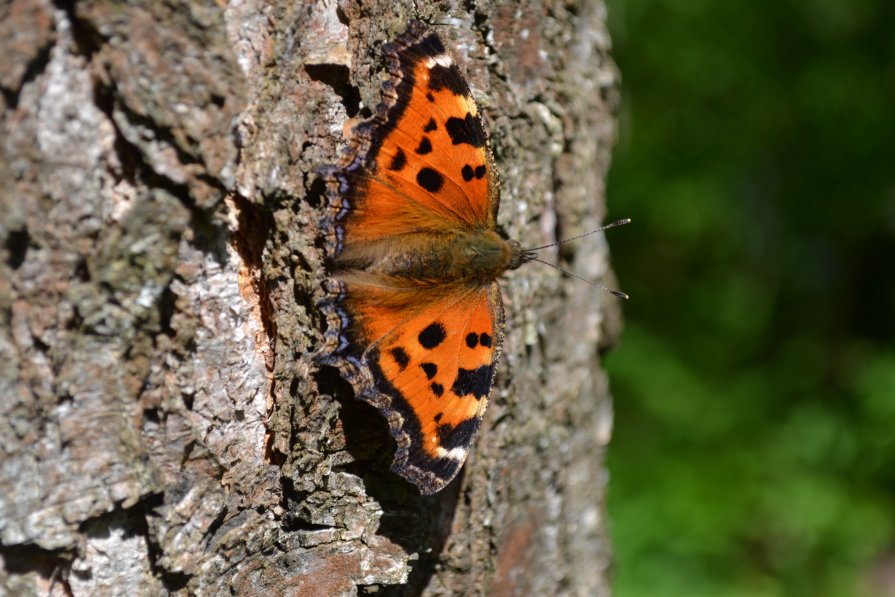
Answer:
603;0;895;595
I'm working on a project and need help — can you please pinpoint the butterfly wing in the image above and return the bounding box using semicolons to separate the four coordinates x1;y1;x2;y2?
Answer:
322;21;499;252
356;283;504;494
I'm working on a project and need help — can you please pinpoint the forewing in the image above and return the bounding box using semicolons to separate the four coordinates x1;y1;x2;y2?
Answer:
321;22;499;251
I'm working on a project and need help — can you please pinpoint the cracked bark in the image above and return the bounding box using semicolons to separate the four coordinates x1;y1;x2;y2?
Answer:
0;0;621;595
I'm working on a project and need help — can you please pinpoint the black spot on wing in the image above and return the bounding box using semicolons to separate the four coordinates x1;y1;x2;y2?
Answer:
465;332;478;348
423;118;438;132
389;347;410;370
389;148;407;171
461;165;474;182
426;91;435;102
434;412;443;423
474;165;487;179
420;362;438;380
428;63;469;97
445;113;485;148
452;365;493;400
436;417;481;450
415;137;433;155
430;382;444;397
479;332;492;347
416;167;444;193
418;322;446;349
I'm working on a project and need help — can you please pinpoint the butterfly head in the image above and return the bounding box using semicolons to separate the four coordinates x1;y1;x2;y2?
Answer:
506;239;536;271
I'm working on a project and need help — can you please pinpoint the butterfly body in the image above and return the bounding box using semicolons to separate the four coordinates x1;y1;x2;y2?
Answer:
334;230;528;289
319;22;530;494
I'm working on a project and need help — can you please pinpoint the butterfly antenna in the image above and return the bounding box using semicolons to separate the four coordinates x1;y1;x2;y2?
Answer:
524;218;632;252
529;257;629;299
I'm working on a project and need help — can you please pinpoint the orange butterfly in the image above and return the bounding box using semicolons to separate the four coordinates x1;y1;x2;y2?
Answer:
319;23;531;494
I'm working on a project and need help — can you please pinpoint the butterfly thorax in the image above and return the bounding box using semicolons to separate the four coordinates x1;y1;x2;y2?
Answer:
335;229;529;288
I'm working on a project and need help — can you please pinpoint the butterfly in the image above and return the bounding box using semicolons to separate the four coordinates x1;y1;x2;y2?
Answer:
319;22;535;494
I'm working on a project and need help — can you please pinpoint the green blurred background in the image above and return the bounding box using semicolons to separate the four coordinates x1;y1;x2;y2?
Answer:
603;1;895;595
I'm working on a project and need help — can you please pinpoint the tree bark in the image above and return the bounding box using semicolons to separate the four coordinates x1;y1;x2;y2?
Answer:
0;0;621;595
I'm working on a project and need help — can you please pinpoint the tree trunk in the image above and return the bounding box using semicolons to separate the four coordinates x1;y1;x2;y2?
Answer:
0;0;621;595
